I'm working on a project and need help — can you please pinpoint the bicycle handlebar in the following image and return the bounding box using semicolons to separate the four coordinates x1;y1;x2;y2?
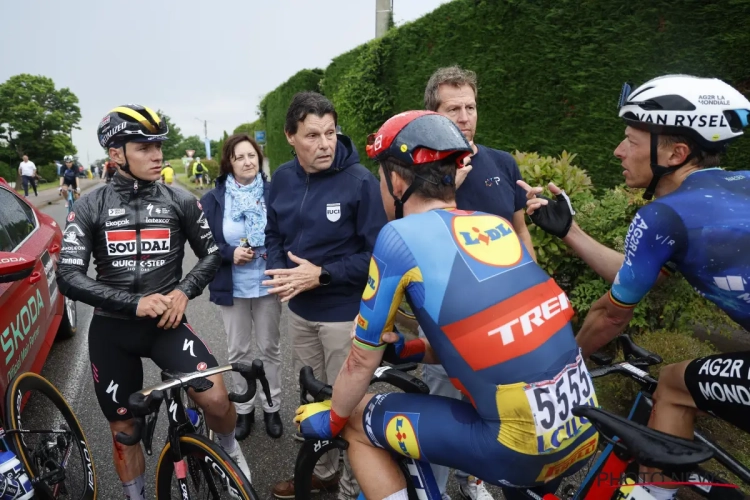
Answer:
228;360;273;404
115;361;271;445
299;363;429;406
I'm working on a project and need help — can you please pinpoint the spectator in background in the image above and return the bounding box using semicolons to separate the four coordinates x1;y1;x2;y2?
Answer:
193;157;207;189
103;159;117;183
263;91;387;500
418;65;537;500
161;161;175;185
200;134;283;440
18;154;38;197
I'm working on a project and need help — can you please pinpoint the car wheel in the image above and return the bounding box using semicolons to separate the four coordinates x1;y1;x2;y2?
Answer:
56;296;77;340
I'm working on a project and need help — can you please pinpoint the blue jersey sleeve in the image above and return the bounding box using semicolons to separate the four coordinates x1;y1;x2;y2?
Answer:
354;224;419;350
609;202;685;307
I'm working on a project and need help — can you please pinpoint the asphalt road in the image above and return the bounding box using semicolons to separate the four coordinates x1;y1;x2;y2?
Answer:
37;182;492;500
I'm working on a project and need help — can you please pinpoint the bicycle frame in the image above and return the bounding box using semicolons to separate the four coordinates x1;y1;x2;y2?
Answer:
116;361;270;498
560;360;750;500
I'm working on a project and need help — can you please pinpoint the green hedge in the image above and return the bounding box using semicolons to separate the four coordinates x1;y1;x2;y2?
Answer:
37;163;58;183
0;161;12;183
259;0;750;188
259;69;324;171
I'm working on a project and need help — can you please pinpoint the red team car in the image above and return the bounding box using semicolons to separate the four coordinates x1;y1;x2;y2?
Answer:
0;178;76;400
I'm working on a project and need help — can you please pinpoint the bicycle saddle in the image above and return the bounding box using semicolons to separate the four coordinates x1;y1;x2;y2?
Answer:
572;406;713;470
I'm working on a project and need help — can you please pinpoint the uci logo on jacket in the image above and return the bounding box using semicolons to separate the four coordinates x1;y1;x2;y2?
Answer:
326;203;341;222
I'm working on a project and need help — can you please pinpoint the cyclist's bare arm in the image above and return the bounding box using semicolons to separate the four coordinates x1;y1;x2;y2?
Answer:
576;293;633;358
331;343;383;420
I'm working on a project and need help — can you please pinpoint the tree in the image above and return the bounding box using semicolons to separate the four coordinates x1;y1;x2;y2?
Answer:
0;74;81;166
158;111;186;160
233;118;265;137
175;135;206;159
210;130;229;160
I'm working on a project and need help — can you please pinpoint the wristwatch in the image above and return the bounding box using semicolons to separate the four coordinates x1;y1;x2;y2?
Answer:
319;267;332;286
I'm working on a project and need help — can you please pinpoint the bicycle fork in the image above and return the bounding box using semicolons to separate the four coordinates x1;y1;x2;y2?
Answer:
165;388;243;499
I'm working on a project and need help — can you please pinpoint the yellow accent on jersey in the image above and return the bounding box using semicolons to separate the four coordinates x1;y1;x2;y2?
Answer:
382;266;423;334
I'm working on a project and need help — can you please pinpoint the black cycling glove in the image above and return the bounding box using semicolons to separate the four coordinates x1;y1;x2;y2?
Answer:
529;190;575;238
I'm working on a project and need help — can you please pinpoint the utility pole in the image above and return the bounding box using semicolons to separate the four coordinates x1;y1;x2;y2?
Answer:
195;117;212;160
375;0;392;38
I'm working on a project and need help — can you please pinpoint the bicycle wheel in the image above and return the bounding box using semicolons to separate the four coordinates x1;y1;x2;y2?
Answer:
5;372;96;500
155;434;258;500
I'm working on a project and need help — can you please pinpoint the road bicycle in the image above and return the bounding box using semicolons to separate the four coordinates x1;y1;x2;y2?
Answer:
116;360;273;499
293;335;749;499
1;371;97;499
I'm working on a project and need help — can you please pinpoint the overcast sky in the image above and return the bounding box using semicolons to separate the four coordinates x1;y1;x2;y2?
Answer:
1;0;452;163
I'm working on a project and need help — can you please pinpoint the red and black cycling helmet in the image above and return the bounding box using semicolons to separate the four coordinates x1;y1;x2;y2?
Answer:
97;104;168;183
366;110;472;219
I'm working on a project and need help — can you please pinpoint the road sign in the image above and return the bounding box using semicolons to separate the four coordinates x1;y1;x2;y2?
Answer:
255;131;266;143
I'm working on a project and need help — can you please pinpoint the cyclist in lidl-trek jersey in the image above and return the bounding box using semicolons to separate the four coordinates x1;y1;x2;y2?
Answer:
293;111;598;500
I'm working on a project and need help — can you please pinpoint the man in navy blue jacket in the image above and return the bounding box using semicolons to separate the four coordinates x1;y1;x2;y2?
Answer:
264;91;386;500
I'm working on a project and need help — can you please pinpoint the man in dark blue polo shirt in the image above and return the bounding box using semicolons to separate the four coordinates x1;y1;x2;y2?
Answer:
421;65;536;500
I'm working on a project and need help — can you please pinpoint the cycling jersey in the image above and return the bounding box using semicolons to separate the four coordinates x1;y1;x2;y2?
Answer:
61;167;78;185
609;168;750;330
56;173;221;317
161;166;174;182
356;209;598;487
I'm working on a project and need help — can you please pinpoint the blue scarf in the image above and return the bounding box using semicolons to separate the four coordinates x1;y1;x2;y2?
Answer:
226;174;266;247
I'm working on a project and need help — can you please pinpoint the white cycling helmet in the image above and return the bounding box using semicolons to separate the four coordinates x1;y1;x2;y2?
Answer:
64;155;74;162
618;74;750;199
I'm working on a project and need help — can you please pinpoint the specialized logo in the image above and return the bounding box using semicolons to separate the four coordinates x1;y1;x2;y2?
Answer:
452;215;521;267
384;412;421;459
442;279;573;370
362;257;380;301
536;434;598;482
184;339;196;358
197;362;207;371
326;203;341;222
67;212;75;222
117;407;128;416
106;228;170;256
106;380;119;403
197;213;210;230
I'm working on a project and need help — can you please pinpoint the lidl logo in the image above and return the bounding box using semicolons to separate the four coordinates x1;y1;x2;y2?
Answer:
385;413;421;460
452;215;521;267
362;257;380;301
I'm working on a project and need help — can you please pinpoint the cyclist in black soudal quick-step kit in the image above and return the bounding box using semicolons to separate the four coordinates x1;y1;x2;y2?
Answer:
57;104;252;499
